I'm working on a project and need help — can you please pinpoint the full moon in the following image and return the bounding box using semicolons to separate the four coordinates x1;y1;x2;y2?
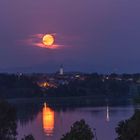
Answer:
42;34;54;46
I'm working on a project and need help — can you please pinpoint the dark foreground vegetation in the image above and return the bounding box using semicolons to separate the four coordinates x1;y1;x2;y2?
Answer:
0;100;35;140
60;120;94;140
116;109;140;140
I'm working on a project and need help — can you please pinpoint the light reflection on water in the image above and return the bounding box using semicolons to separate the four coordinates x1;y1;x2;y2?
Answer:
16;101;137;140
43;103;55;136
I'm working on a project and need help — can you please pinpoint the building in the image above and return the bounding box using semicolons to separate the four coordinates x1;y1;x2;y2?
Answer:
59;65;64;75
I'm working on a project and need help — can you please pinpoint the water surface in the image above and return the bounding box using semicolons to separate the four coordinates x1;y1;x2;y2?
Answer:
14;99;138;140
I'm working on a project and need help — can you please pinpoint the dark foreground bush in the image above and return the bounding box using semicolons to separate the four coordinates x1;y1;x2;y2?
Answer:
116;109;140;140
0;100;35;140
0;100;17;140
21;134;35;140
60;119;94;140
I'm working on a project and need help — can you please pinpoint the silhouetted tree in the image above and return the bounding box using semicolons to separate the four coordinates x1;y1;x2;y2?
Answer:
21;134;35;140
60;119;94;140
0;100;36;140
0;100;17;140
116;109;140;140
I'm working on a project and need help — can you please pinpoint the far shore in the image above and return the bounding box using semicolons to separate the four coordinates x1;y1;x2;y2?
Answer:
6;96;134;107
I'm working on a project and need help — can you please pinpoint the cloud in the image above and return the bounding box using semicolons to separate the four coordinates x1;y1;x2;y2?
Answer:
19;33;62;49
18;33;82;51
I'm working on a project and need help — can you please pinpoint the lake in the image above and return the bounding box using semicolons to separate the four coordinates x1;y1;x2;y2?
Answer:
11;98;139;140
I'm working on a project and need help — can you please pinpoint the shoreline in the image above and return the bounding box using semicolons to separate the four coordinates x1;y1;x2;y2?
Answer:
6;96;134;107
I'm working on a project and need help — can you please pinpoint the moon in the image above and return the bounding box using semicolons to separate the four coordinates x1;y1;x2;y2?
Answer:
42;34;54;46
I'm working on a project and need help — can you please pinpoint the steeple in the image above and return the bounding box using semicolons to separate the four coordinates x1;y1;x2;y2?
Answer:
59;64;64;75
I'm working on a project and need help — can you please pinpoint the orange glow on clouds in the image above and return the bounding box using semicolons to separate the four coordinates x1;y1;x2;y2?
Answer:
42;103;54;136
19;33;79;50
22;33;61;49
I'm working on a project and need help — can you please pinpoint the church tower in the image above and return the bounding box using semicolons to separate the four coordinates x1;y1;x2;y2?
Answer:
59;65;64;75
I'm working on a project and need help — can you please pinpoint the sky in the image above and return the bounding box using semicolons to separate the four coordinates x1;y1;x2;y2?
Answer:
0;0;140;73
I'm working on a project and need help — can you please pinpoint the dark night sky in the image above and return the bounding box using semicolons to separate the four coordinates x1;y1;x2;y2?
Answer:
0;0;140;73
